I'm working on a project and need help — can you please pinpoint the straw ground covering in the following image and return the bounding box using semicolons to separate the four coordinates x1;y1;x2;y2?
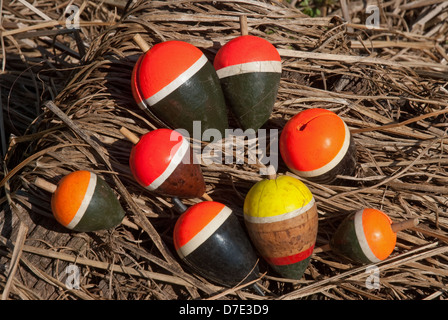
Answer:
1;0;448;300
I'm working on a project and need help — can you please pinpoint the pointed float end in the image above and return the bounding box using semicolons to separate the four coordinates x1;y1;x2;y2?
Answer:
120;127;140;145
202;193;213;201
133;34;150;53
239;15;248;36
266;165;277;180
172;197;188;214
251;283;265;296
391;218;419;233
34;177;57;193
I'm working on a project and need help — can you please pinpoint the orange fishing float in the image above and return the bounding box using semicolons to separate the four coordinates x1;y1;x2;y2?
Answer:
279;108;357;184
329;208;418;264
50;171;125;232
173;200;262;292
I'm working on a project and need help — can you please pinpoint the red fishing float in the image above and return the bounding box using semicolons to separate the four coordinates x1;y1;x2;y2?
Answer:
173;200;262;292
124;127;207;199
48;171;125;232
131;37;228;137
279;108;357;184
214;35;282;131
328;208;418;264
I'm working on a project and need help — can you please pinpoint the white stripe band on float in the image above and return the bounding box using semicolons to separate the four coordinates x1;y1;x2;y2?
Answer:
291;121;351;178
354;209;381;263
66;172;97;230
244;197;315;224
216;60;282;79
144;54;208;106
137;100;148;111
177;206;232;259
146;136;190;191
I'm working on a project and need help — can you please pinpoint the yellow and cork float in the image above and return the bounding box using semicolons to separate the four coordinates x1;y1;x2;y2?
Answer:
243;168;318;279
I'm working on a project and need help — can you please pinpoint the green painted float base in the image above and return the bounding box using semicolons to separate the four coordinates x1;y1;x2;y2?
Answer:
329;212;371;264
269;256;312;280
73;177;125;232
147;62;228;139
219;72;280;131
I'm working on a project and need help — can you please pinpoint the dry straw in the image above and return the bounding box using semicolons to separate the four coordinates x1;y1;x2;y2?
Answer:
1;0;448;300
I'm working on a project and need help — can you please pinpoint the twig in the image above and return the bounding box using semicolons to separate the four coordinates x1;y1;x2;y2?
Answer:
329;138;438;200
351;108;448;134
277;49;448;72
20;244;194;288
1;223;28;300
0;143;88;188
339;0;353;33
400;0;447;10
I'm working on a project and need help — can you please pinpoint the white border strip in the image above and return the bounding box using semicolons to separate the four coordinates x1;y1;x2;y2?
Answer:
66;172;97;230
244;197;315;224
137;100;148;111
146;137;189;191
216;60;282;79
143;54;208;106
354;209;381;263
177;206;232;259
292;121;351;178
